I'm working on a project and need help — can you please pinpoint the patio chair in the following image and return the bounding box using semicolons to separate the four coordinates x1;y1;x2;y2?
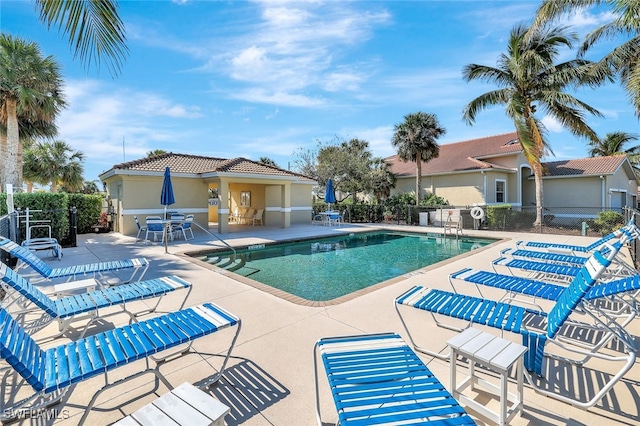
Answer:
0;262;192;339
314;332;476;426
133;216;147;242
173;214;195;240
0;301;241;423
394;234;638;408
241;208;255;224
145;217;166;243
327;211;342;226
251;209;264;226
230;207;241;223
0;237;149;284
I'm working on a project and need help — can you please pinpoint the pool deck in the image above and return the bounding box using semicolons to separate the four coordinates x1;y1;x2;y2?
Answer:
4;223;640;425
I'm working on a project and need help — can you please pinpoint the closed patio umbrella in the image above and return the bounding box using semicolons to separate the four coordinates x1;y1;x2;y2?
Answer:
161;167;175;218
325;178;336;210
160;167;175;253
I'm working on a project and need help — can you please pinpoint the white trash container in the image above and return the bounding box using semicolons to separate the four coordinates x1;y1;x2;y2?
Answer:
419;212;429;226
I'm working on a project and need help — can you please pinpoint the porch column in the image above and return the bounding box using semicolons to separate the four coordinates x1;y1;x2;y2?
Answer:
281;183;291;228
218;179;229;233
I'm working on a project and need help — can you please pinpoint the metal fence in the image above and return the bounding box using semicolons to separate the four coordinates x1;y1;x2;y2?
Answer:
318;203;632;236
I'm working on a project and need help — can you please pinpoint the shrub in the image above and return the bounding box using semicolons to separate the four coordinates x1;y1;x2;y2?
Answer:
0;192;103;243
588;210;625;236
485;204;512;229
68;193;103;233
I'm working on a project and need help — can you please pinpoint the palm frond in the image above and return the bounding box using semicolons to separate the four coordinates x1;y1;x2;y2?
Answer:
35;0;128;76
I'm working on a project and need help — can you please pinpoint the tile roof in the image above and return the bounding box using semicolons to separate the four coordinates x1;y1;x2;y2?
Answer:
387;132;522;176
542;154;629;177
108;153;310;179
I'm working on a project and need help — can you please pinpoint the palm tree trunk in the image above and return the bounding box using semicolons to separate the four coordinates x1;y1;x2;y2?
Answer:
415;152;422;206
533;164;544;227
0;134;6;188
3;99;20;192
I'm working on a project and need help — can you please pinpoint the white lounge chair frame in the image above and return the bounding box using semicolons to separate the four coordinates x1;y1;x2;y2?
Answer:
0;237;149;284
0;302;241;423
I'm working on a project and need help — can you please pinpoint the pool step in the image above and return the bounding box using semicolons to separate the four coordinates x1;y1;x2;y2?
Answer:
205;255;245;271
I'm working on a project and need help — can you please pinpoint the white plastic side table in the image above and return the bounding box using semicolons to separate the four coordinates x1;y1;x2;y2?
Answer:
113;382;230;426
447;328;527;426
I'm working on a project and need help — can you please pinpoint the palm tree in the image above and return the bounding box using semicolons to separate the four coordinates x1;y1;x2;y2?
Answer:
589;131;639;156
533;1;640;116
462;24;602;227
23;140;84;192
146;149;167;157
34;0;128;76
258;157;279;167
0;35;65;191
589;131;640;174
391;112;445;206
370;158;396;204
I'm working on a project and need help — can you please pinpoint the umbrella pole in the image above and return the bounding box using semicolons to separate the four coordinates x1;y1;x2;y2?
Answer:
164;206;169;253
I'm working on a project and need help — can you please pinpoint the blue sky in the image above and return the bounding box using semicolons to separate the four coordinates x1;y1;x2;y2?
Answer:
1;1;637;183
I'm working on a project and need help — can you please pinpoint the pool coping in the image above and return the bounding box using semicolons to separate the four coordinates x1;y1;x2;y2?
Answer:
177;229;510;306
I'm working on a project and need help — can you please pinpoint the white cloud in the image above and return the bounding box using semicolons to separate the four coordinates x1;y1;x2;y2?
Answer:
541;115;564;133
342;126;395;158
229;88;326;107
324;71;363;92
54;79;204;178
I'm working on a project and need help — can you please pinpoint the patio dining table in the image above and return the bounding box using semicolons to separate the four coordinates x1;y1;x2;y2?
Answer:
317;211;340;226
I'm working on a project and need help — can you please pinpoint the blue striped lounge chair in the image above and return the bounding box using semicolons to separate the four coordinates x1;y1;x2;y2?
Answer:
449;267;640;323
0;263;192;339
497;225;640;281
515;217;638;254
0;237;149;284
498;236;638;280
395;234;638;408
0;302;241;423
314;332;477;425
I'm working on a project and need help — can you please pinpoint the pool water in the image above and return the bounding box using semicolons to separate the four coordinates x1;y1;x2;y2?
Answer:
196;231;495;302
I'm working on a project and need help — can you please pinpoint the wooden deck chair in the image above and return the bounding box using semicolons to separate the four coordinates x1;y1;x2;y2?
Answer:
0;237;149;284
0;263;192;339
314;332;477;425
395;233;638;408
0;302;241;423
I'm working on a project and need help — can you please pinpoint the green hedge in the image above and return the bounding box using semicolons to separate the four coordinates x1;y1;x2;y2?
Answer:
0;192;103;242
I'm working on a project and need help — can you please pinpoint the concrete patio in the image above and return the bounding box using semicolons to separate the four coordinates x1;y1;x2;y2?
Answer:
3;223;639;425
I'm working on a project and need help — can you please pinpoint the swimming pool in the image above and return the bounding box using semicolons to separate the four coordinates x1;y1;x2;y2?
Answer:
192;231;497;303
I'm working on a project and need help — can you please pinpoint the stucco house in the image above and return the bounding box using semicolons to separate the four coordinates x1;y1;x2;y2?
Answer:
386;132;638;214
99;153;316;236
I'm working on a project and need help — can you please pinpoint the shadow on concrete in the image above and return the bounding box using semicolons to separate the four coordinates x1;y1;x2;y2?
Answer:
196;357;290;425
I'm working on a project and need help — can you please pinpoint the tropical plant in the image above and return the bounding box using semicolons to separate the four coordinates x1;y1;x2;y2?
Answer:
533;0;640;116
258;157;279;167
370;158;396;204
34;0;128;76
146;149;167;157
317;138;375;202
588;131;640;174
0;34;65;192
462;23;602;227
23;140;85;192
391;112;445;206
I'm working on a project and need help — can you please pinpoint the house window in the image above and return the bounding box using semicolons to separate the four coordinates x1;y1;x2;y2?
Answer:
495;180;505;203
240;191;251;207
